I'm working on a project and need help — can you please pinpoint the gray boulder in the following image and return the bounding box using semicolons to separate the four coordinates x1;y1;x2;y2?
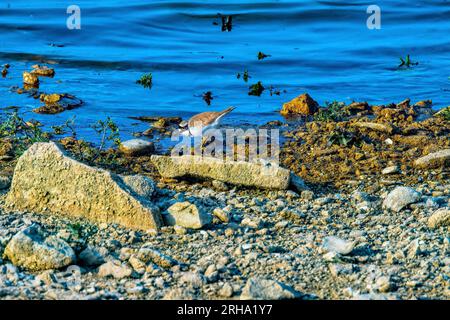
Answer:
240;277;301;300
3;225;75;271
119;139;155;156
119;174;156;199
382;186;421;212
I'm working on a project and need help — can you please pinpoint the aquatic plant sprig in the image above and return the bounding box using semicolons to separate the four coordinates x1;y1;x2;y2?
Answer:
237;70;250;82
136;73;153;89
257;52;271;60
398;55;419;69
248;81;265;96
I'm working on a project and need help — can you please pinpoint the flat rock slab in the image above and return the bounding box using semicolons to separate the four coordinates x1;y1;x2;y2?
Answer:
151;155;292;190
5;142;162;231
414;149;450;169
351;122;394;134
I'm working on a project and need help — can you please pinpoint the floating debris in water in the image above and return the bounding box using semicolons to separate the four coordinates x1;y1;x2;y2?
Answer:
48;43;65;48
2;63;9;77
257;51;271;60
398;55;419;69
219;14;232;32
202;91;214;105
237;70;250;82
269;85;285;96
136;73;153;89
248;81;265;96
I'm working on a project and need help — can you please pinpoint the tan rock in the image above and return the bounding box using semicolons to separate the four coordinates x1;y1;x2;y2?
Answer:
414;149;450;169
212;208;230;223
137;247;178;268
98;260;132;279
151;155;292;190
428;208;450;229
31;65;55;77
3;225;75;271
23;72;39;87
40;93;62;104
5;142;162;231
352;122;394;134
164;201;211;229
280;93;319;116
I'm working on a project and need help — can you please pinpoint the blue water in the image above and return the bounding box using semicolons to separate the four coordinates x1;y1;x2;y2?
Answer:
0;0;449;142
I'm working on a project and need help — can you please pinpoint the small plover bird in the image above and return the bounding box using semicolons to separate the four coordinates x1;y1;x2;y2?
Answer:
179;107;235;137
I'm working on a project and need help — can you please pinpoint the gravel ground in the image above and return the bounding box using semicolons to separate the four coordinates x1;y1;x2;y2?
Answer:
1;177;448;300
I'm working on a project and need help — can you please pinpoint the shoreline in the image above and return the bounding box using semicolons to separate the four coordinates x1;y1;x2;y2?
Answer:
0;96;449;300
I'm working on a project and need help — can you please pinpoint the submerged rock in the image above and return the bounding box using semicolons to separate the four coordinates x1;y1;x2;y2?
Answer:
164;201;212;229
30;65;55;77
33;93;83;115
280;93;319;116
5;142;162;231
240;277;301;300
151;155;293;190
382;186;421;212
119;139;155;156
414;149;450;169
3;225;75;271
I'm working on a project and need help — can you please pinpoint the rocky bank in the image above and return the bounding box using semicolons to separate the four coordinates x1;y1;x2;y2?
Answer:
0;95;449;300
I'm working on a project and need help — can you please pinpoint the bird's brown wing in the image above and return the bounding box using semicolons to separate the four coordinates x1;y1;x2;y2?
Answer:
188;107;235;127
188;111;221;127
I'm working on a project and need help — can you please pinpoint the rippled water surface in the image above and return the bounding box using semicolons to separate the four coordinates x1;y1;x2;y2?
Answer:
1;0;449;141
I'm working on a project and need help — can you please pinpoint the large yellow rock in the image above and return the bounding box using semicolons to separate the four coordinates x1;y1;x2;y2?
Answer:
5;142;162;231
281;93;319;116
